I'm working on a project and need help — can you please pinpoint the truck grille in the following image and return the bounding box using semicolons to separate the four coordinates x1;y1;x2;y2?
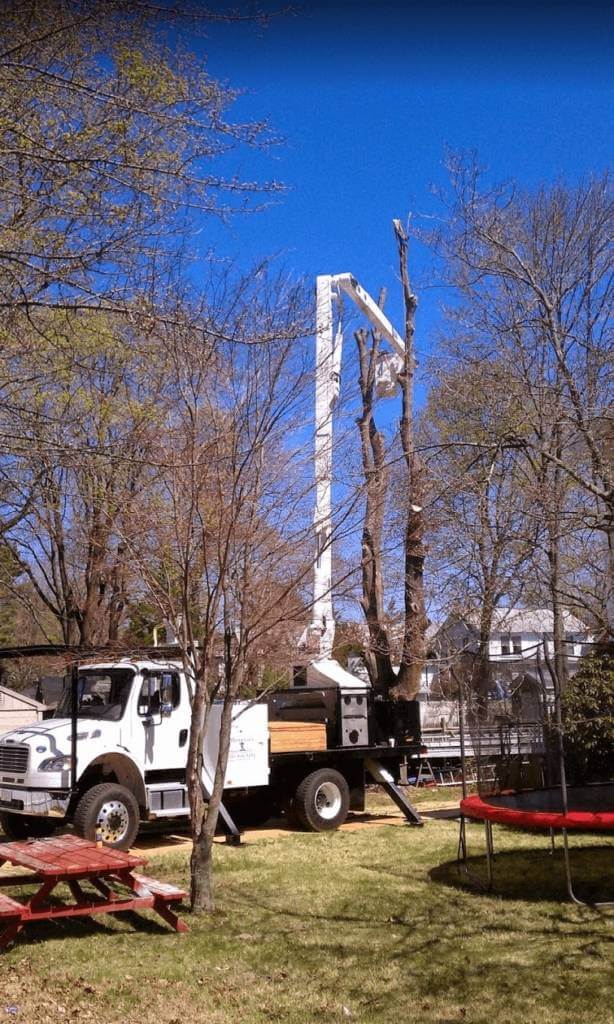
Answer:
0;744;29;775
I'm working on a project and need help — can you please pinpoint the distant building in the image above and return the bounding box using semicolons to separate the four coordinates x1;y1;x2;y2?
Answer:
0;686;47;734
419;607;591;701
414;609;594;758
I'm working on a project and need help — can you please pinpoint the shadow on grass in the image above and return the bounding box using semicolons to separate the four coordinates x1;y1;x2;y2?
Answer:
216;871;614;1024
8;906;178;951
420;808;462;821
430;842;614;905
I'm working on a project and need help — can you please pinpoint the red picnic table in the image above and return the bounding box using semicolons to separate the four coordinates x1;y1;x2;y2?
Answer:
0;834;188;950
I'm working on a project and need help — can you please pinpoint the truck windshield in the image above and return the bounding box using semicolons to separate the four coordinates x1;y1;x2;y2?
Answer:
55;669;135;721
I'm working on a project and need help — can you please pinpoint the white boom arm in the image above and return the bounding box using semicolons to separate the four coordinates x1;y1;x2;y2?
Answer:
299;273;405;657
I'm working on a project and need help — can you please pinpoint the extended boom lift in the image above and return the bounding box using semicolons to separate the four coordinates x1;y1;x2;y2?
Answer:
300;273;405;657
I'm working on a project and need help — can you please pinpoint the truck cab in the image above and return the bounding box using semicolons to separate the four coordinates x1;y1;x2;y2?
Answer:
0;659;268;848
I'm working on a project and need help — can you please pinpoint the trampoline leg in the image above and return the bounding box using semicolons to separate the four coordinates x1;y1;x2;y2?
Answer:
457;815;466;866
561;828;584;906
484;820;494;891
457;815;495;893
549;828;556;856
560;828;614;909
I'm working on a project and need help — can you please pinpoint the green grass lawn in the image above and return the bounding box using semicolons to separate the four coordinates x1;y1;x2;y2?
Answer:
1;799;613;1024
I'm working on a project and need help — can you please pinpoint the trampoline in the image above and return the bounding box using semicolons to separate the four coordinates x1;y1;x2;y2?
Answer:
461;783;614;832
452;642;613;908
459;784;614;907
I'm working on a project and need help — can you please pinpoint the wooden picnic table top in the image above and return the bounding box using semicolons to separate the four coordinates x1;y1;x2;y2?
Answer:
0;834;146;877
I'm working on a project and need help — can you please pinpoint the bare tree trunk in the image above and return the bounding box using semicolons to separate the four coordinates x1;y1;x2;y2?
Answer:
186;652;210;909
393;219;427;700
107;545;127;642
542;421;569;692
547;525;567;692
606;515;614;637
475;600;495;697
355;323;396;693
189;660;244;914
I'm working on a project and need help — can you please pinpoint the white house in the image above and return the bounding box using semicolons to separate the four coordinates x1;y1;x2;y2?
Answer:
419;607;592;702
0;686;47;734
484;608;590;663
411;609;594;767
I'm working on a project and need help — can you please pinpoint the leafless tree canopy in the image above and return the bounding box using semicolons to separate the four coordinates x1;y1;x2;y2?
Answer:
425;158;613;670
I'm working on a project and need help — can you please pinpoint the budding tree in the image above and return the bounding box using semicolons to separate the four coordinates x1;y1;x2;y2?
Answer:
0;0;284;639
125;271;316;912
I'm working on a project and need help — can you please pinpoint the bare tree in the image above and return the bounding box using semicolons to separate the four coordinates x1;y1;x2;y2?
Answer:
393;220;428;698
122;272;317;912
1;312;164;644
436;158;613;639
0;1;286;642
355;298;397;692
0;1;280;325
421;362;537;692
354;221;427;699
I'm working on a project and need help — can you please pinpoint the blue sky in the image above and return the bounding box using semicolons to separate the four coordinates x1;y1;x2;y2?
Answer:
188;1;612;388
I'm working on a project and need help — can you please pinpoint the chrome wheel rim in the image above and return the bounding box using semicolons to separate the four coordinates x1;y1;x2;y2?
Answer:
314;781;342;820
96;800;130;844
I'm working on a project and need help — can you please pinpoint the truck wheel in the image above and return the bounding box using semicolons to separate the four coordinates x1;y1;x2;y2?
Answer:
73;783;139;850
294;769;350;832
0;812;58;840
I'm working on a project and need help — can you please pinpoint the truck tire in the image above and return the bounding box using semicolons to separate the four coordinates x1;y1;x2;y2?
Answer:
73;783;140;850
0;812;58;840
294;768;350;832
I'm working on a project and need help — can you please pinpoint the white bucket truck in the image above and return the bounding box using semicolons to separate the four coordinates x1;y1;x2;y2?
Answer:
0;271;424;848
0;658;269;848
0;655;422;848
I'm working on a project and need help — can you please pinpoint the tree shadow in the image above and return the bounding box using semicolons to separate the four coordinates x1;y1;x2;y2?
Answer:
217;871;614;1024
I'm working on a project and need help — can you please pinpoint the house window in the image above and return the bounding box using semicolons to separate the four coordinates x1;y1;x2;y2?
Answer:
500;634;522;656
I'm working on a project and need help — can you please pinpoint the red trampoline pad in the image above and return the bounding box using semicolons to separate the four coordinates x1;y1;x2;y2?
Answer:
461;784;614;832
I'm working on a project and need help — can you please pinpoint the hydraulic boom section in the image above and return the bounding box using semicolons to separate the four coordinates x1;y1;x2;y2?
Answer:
300;273;405;658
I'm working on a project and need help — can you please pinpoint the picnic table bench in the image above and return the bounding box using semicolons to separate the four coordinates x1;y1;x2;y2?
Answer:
0;834;188;950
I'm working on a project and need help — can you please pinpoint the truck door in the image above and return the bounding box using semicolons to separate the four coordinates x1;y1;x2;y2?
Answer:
136;670;190;772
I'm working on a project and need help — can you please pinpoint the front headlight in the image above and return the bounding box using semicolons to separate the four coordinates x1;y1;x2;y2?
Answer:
38;755;71;772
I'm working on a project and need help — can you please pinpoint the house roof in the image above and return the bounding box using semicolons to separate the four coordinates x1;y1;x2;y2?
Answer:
455;608;589;636
0;685;47;710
